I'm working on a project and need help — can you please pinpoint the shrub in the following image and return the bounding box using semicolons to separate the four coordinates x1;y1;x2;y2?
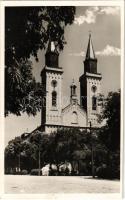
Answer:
13;171;22;175
5;168;14;174
96;164;120;179
79;163;90;176
21;169;28;175
49;167;71;176
30;169;42;176
114;167;120;179
65;167;70;176
59;168;65;176
49;168;58;176
70;170;78;176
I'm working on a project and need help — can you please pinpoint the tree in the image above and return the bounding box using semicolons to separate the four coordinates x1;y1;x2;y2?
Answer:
97;90;120;178
5;140;16;173
99;90;120;151
5;7;76;116
29;130;51;175
5;136;23;173
45;128;93;174
5;60;44;116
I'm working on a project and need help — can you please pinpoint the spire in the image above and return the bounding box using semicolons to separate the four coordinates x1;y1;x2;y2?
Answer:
84;33;97;74
71;79;75;87
45;40;59;68
70;79;78;104
47;40;58;54
86;33;96;59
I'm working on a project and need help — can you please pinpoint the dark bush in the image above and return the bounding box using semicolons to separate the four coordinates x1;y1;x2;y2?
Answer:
13;171;22;175
21;169;28;175
59;169;65;176
78;162;90;176
65;167;70;176
70;170;78;176
96;164;120;179
5;168;14;174
30;169;42;176
49;168;58;176
114;167;120;179
49;167;70;176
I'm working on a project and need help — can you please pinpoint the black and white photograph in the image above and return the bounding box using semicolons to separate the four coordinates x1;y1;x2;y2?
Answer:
0;1;124;198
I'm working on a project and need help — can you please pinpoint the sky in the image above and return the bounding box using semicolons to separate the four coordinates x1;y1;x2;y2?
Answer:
5;6;121;146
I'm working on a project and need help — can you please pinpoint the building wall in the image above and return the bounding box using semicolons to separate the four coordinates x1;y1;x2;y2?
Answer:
44;125;88;134
86;75;102;126
62;104;87;127
41;67;63;128
46;71;63;125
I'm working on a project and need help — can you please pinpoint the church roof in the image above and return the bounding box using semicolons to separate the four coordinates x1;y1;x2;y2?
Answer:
62;103;86;116
86;33;96;59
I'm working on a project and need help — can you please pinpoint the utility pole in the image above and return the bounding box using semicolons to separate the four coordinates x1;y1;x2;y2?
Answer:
38;144;41;176
18;153;21;172
89;121;95;178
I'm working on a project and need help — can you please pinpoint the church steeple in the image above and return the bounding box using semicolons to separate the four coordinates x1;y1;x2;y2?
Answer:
45;40;59;68
47;40;58;53
86;33;96;59
84;33;97;74
70;79;78;104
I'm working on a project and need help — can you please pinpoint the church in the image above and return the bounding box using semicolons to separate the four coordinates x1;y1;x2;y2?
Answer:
40;34;102;134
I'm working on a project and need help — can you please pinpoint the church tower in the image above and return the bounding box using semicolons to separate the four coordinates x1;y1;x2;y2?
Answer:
41;40;63;133
70;79;78;104
79;34;102;126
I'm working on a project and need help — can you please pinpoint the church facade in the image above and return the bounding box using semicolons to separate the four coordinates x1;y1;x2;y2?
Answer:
41;34;102;134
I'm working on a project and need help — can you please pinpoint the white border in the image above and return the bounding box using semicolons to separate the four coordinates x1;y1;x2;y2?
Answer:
0;0;125;7
0;1;5;199
0;1;124;200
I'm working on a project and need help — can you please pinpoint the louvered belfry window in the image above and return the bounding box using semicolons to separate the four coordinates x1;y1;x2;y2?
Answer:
52;91;57;107
92;96;97;110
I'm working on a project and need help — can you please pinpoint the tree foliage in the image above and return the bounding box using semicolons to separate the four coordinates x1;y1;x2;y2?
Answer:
5;7;76;116
99;90;120;151
5;136;23;171
5;88;121;176
5;90;120;178
6;7;75;62
5;119;120;178
5;60;43;116
5;128;93;173
45;128;91;169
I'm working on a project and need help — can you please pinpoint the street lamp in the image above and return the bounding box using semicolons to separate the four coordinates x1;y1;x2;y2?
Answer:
89;121;95;178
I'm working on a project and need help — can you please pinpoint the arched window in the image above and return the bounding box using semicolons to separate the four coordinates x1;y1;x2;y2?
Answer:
52;91;57;107
92;96;97;110
72;111;78;124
